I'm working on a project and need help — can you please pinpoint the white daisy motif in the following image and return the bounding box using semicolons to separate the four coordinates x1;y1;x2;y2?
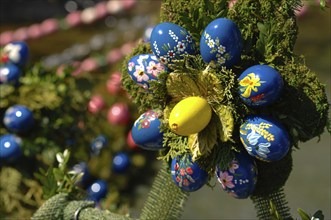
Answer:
217;56;226;64
218;45;226;54
207;39;215;48
167;50;176;59
176;41;186;52
186;35;192;43
159;56;169;65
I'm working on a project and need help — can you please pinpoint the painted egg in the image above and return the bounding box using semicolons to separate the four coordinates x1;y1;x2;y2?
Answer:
88;95;105;114
127;54;166;89
150;22;196;65
240;115;290;162
0;63;21;85
1;41;29;66
87;179;108;202
106;71;123;95
131;110;164;150
238;65;284;106
216;150;258;199
3;105;34;133
107;103;130;125
171;154;208;192
112;152;130;173
200;18;242;68
169;97;212;136
143;25;154;43
72;162;90;186
0;134;22;160
90;135;108;156
127;130;138;150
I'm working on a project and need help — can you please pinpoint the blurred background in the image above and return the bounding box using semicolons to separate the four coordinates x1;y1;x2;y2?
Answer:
0;0;330;219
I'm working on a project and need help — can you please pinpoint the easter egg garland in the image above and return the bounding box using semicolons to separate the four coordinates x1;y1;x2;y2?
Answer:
120;0;329;219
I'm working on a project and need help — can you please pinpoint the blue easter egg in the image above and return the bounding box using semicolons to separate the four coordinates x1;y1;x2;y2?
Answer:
238;65;284;106
200;18;242;68
150;22;196;65
0;64;21;85
72;162;90;186
87;179;108;202
112;152;130;173
143;25;154;43
90;135;108;156
171;155;208;192
240;115;290;162
127;54;166;90
0;134;22;160
3;105;34;133
131;110;163;150
216;151;257;199
1;41;29;66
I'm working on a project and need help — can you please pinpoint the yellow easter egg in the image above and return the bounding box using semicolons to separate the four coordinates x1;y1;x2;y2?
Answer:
169;97;212;136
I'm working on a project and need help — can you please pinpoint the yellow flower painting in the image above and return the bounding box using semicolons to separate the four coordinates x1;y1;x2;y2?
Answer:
239;73;262;98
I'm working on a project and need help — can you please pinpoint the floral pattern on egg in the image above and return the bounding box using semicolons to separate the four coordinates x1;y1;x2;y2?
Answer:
151;22;195;65
127;54;166;90
240;115;290;162
216;151;258;199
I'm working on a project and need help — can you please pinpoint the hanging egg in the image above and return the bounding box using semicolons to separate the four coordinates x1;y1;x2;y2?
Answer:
112;152;130;173
0;134;22;160
238;65;284;106
3;105;34;133
87;179;108;202
0;63;21;85
1;41;29;66
72;162;90;186
126;130;138;150
150;22;195;65
171;154;208;192
216;151;258;199
107;103;130;125
143;25;154;43
127;54;166;89
88;95;105;114
169;97;212;136
200;18;242;68
131;110;164;150
90;135;108;156
240;115;290;162
106;71;123;95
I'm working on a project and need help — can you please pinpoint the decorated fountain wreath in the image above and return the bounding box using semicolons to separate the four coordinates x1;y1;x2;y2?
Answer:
32;0;330;219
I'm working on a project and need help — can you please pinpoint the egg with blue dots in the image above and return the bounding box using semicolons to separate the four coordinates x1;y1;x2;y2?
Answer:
240;115;290;162
131;110;164;151
90;135;108;156
3;105;34;133
238;65;284;107
127;54;166;90
1;41;29;66
87;179;108;202
150;22;196;65
171;154;208;192
0;64;21;85
216;150;258;199
200;18;242;68
112;152;130;173
0;134;22;161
